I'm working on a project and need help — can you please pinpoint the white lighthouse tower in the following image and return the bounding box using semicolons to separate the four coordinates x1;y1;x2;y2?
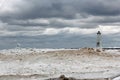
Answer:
96;31;102;50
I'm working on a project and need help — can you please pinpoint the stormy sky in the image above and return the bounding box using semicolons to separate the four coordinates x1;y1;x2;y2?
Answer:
0;0;120;49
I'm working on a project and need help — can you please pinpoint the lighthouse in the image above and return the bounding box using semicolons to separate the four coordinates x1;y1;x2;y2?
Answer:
96;31;102;50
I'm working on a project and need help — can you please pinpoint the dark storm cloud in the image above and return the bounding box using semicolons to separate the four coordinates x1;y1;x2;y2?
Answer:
1;0;120;20
0;0;75;20
0;0;120;33
79;0;120;16
24;0;120;18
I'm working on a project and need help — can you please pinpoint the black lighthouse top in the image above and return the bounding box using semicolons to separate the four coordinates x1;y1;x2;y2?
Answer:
97;31;101;35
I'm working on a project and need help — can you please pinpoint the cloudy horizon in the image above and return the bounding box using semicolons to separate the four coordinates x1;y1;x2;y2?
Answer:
0;0;120;49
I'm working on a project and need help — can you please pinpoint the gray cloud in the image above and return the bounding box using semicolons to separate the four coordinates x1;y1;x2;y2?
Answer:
79;0;120;16
1;1;120;22
0;0;120;36
7;19;49;27
1;0;120;19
